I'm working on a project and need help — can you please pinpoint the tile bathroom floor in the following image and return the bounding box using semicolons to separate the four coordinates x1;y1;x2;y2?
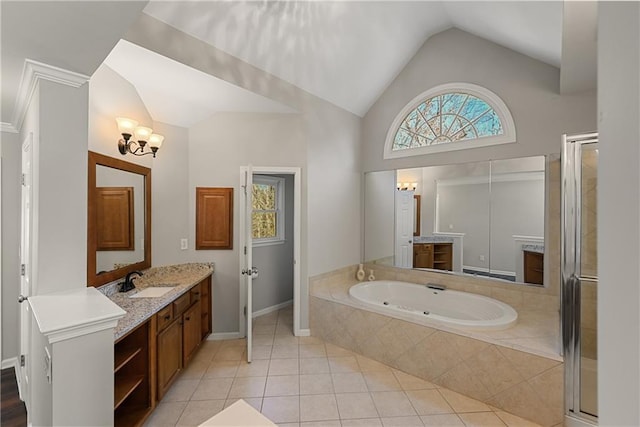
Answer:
144;306;542;427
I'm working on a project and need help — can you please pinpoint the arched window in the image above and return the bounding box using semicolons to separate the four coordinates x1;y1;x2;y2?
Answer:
384;83;516;159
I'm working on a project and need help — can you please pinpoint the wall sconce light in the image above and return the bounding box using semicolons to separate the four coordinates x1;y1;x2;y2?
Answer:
396;182;418;191
116;117;164;158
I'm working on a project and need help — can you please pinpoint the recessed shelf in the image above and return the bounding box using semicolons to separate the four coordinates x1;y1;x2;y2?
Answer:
114;375;144;410
114;346;143;374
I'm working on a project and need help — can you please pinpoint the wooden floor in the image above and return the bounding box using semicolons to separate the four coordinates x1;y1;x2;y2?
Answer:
1;368;27;427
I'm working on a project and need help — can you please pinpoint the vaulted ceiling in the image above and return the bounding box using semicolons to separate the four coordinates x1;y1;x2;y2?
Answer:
1;1;596;130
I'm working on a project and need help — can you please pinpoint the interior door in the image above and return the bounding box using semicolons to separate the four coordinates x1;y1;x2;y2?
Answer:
19;133;33;411
395;189;415;268
242;167;254;363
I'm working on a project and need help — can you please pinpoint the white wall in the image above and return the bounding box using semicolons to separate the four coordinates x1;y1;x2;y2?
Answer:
362;28;596;172
187;113;306;333
1;130;21;362
598;2;640;425
363;170;395;263
252;174;294;312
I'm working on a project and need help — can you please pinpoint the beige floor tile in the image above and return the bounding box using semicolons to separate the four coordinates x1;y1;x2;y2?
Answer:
335;392;380;419
364;371;403;391
261;396;300;423
254;311;279;325
301;421;341;427
371;391;417;418
236;359;270;377
278;423;300;427
494;410;543;427
276;324;297;337
438;388;491;413
393;370;438;391
420;414;465;426
405;389;454;415
203;360;239;379
299;358;330;374
223;397;263;411
299;336;325;346
457;412;507;427
325;343;355;357
300;374;334;395
328;356;360;373
341;419;383;427
299;394;339;422
144;401;187;426
299;344;327;358
265;375;300;397
175;400;225;426
358;355;392;372
381;416;424;426
228;376;267;398
179;359;209;380
161;379;200;402
190;378;233;401
219;338;246;348
272;344;300;359
269;358;300;375
254;335;276;346
332;372;368;393
213;346;244;361
252;345;274;360
254;323;277;335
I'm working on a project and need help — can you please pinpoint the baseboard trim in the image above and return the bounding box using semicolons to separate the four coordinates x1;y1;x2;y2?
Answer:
252;300;293;318
295;329;311;337
565;415;597;427
208;332;242;341
1;357;18;370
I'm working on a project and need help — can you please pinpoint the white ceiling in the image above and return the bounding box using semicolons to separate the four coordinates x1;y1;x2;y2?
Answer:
104;40;297;128
2;1;590;131
143;0;564;117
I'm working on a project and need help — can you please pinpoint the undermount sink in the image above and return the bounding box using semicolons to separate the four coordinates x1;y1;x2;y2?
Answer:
129;287;175;298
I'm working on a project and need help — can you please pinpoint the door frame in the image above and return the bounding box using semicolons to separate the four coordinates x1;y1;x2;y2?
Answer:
239;166;303;337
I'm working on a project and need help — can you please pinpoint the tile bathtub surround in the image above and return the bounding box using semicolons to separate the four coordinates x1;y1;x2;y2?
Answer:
144;306;543;427
310;296;563;427
101;263;214;339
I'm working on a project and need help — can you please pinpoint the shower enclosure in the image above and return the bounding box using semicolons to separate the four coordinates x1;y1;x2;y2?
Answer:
562;132;598;425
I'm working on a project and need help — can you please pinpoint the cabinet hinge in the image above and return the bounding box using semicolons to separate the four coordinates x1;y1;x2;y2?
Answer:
20;355;25;367
21;174;26;186
244;306;247;317
21;264;25;276
244;246;247;255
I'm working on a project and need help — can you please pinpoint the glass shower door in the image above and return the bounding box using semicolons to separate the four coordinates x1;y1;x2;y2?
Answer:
562;133;598;423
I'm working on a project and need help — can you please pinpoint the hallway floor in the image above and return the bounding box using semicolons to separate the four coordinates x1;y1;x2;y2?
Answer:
144;306;542;427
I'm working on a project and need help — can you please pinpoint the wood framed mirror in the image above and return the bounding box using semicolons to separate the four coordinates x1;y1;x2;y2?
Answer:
88;151;151;287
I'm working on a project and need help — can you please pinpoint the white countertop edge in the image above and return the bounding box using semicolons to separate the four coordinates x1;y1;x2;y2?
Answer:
29;287;126;344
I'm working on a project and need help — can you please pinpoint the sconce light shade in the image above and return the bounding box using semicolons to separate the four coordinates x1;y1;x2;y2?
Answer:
116;117;138;135
116;118;163;158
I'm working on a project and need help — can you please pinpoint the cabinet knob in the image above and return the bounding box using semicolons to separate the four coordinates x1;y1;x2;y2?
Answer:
185;316;190;321
164;315;171;320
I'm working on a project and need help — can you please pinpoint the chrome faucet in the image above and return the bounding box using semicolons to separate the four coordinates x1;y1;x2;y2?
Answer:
119;271;143;292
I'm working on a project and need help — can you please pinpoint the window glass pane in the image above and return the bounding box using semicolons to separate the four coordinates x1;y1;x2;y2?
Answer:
252;212;277;239
252;183;276;210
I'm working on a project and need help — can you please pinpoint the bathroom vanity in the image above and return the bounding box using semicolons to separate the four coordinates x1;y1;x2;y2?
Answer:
105;263;213;426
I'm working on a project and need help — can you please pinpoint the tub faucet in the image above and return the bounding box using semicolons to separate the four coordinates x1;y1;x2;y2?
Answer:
426;283;446;291
119;271;143;292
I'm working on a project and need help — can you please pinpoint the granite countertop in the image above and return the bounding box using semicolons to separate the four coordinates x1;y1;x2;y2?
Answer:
414;235;454;243
522;244;544;254
101;263;213;341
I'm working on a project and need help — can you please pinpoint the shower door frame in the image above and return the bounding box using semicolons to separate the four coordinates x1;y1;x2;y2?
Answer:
561;132;598;425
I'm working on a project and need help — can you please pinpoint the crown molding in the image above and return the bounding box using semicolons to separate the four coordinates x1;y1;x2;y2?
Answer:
10;59;90;133
1;122;18;133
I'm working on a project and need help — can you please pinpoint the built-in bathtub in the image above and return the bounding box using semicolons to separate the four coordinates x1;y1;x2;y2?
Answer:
349;280;518;331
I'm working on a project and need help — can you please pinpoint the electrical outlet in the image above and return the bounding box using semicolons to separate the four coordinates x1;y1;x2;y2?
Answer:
449;224;454;230
180;239;188;250
479;255;485;262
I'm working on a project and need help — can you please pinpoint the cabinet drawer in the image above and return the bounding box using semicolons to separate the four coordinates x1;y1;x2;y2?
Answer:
414;244;433;253
173;293;191;316
190;283;202;302
157;305;173;332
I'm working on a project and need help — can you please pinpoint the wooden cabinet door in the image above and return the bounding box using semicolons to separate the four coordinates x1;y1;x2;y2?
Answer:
200;277;212;339
183;303;202;366
413;244;434;268
157;319;182;400
196;187;233;249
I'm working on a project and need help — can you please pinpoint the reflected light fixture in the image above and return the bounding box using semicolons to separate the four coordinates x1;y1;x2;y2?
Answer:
396;182;418;191
116;117;164;158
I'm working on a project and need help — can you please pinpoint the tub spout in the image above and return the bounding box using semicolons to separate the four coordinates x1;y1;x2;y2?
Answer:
426;283;446;291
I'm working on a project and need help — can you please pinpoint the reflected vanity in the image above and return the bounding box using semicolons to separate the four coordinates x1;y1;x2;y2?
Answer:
88;151;151;287
364;155;546;286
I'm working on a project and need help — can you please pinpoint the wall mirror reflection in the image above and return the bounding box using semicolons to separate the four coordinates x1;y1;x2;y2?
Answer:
88;151;151;287
364;155;545;286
